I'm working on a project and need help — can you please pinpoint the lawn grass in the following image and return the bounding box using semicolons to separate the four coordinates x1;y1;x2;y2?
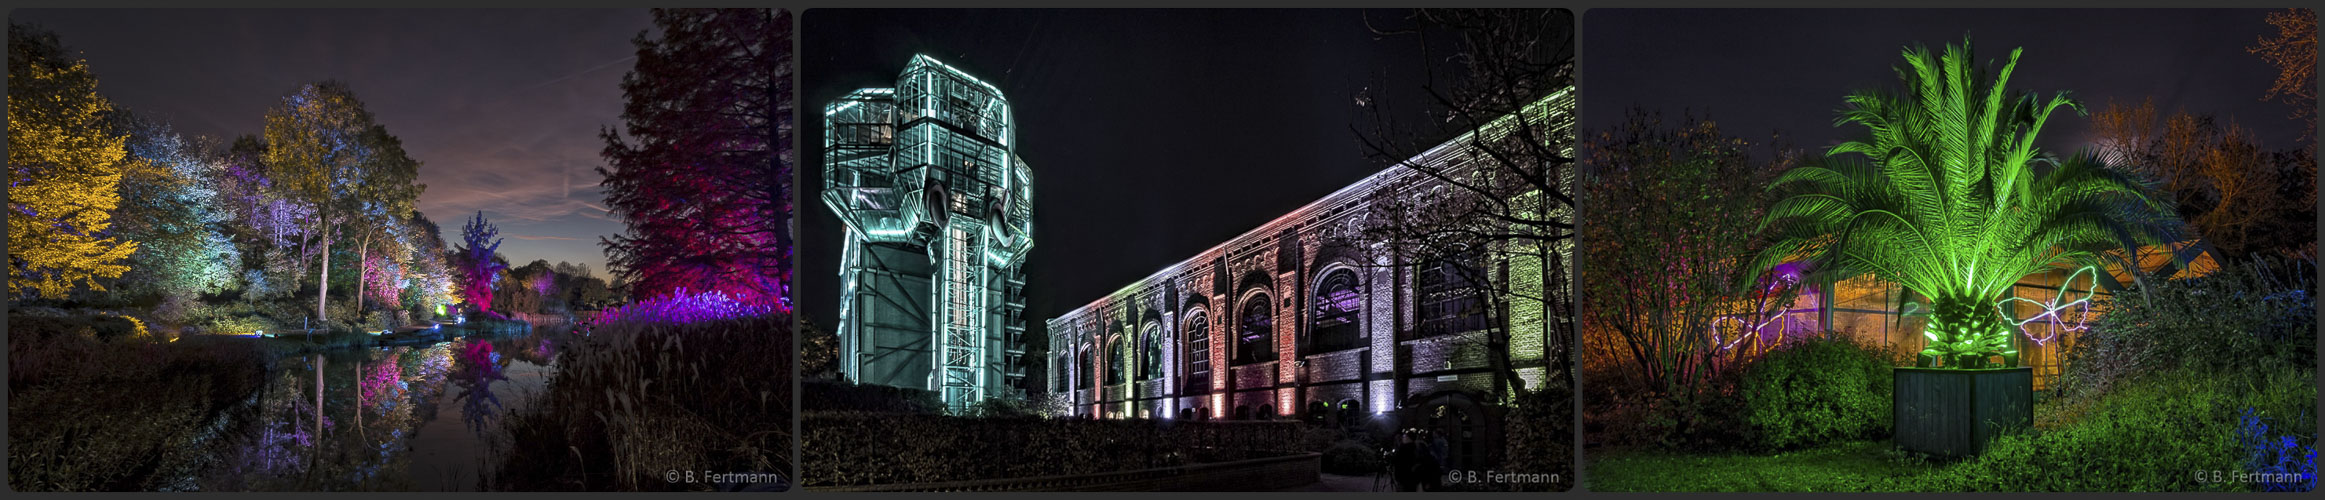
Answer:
1588;440;1934;492
1589;367;2316;492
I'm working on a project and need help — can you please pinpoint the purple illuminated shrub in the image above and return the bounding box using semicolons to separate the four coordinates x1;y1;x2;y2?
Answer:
596;288;780;325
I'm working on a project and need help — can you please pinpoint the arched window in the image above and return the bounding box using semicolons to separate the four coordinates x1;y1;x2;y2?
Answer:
1308;270;1363;354
1234;296;1276;365
1076;348;1093;390
1141;322;1163;381
1185;310;1211;392
1105;338;1125;385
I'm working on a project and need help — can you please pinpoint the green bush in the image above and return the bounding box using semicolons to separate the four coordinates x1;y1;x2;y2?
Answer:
1736;336;1896;451
1916;367;2313;491
2058;259;2315;403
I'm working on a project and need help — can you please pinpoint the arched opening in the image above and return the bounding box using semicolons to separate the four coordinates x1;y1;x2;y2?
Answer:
1184;309;1210;392
1141;322;1164;381
1306;401;1330;425
1105;337;1125;385
1178;408;1195;420
1076;348;1092;390
1235;405;1251;420
1337;399;1363;428
1308;269;1363;354
1259;403;1275;420
1418;392;1492;472
1233;295;1275;365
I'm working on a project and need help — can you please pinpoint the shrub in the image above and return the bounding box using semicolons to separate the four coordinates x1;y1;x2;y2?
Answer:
1594;370;1747;451
1735;336;1896;450
2058;259;2315;403
802;378;943;414
88;314;149;342
801;413;1304;487
1917;367;2313;491
1501;380;1577;491
2238;406;2320;492
1321;438;1386;476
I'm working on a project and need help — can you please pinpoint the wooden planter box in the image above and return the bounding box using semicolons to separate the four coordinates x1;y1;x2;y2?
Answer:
1892;367;2032;458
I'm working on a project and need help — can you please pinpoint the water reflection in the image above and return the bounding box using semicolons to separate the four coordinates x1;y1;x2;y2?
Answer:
453;340;509;438
214;329;561;491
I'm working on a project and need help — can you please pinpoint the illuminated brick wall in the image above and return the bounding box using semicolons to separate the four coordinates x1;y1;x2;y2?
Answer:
1047;88;1576;426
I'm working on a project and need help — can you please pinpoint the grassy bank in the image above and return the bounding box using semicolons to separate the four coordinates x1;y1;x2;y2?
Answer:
489;313;791;491
7;321;272;491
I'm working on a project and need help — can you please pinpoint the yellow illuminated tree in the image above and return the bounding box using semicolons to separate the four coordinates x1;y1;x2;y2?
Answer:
7;24;137;299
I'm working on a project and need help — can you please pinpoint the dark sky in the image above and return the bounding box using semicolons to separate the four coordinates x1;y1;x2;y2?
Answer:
799;9;1511;335
11;9;653;274
1583;9;2306;156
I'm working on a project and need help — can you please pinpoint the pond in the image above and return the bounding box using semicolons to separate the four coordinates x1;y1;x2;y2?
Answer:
203;326;568;491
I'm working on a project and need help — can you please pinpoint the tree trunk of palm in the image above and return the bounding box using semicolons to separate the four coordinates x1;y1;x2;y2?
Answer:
1927;294;2005;367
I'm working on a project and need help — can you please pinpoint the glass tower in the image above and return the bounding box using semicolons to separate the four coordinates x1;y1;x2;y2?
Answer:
824;55;1033;413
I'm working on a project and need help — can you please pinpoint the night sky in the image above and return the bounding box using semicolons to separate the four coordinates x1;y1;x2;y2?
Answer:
10;9;653;274
799;9;1505;340
1583;9;2306;156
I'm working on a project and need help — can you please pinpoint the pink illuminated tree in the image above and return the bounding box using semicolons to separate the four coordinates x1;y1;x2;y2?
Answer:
596;8;790;310
455;211;507;318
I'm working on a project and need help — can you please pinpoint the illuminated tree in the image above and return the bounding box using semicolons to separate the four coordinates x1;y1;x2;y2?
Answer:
455;211;508;317
111;113;239;317
263;80;423;325
400;211;458;316
346;126;424;316
1755;39;2182;368
597;8;789;307
2093;99;2304;259
7;23;138;299
2248;8;2316;142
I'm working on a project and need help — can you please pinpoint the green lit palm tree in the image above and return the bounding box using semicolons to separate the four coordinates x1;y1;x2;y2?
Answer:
1755;38;2182;368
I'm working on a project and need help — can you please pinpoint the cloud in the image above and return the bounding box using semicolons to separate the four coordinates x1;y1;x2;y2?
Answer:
511;234;586;241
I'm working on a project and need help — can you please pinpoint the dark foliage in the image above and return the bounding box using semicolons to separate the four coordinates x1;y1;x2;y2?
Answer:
2056;258;2316;403
492;314;792;491
801;413;1304;487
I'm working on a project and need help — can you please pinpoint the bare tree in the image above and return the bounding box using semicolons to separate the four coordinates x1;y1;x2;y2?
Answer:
1344;9;1578;401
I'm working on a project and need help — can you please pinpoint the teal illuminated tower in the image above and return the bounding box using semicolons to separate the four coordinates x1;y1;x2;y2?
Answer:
824;55;1033;413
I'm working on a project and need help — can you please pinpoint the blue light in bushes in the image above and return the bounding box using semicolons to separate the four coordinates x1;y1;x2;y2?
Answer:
2239;407;2318;492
